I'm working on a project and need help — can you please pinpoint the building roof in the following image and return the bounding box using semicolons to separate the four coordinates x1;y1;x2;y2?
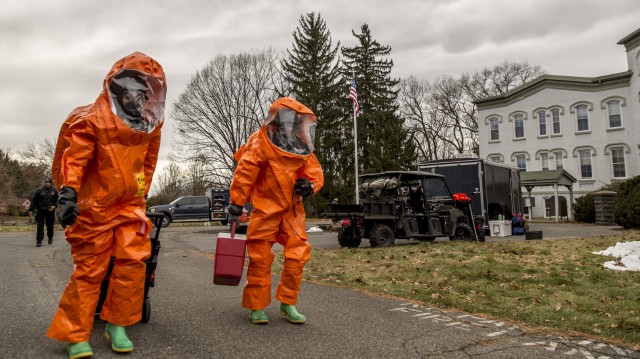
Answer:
520;169;577;187
617;27;640;51
474;71;632;110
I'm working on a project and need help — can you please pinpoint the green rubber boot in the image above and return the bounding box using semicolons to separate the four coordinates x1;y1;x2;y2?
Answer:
68;342;93;359
280;303;306;324
104;323;133;353
250;309;269;324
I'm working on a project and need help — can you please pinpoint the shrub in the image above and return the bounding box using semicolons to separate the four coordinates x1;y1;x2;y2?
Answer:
613;176;640;228
572;193;595;223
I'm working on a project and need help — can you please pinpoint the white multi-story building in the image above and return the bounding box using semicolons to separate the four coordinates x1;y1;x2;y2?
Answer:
475;28;640;219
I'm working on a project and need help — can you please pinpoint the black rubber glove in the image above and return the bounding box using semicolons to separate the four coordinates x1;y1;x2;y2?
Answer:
227;203;243;228
294;178;314;198
56;186;80;228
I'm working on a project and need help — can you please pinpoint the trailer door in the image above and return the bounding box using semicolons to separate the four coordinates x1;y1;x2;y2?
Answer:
421;163;483;217
485;165;512;219
510;169;523;215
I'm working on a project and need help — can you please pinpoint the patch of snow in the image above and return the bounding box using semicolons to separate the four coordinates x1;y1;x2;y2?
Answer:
593;241;640;271
306;226;323;233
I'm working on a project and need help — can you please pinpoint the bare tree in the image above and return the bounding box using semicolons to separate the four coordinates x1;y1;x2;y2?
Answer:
184;153;213;196
172;48;286;185
398;77;452;162
429;74;478;155
462;61;545;99
148;162;185;205
18;137;56;176
399;75;475;159
399;61;544;160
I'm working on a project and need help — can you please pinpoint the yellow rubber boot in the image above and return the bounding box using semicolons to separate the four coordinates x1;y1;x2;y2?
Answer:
104;323;133;353
280;303;306;324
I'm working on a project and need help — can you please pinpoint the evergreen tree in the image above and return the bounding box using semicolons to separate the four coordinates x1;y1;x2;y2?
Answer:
282;12;345;214
341;24;416;186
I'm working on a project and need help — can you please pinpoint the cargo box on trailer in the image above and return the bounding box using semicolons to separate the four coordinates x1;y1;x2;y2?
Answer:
418;156;522;228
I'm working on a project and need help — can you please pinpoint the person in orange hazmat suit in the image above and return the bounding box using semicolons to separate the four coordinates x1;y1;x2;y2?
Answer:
47;52;166;359
229;97;323;325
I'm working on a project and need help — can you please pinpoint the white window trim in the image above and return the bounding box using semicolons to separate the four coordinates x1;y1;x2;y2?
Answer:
573;146;596;180
509;112;527;139
604;143;631;180
550;148;567;170
604;99;624;130
489;117;500;142
570;101;593;134
487;153;504;163
550;107;562;136
511;151;530;172
535;110;548;137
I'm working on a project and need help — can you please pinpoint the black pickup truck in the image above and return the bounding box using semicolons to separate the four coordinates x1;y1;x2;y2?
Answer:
148;196;212;227
148;188;251;230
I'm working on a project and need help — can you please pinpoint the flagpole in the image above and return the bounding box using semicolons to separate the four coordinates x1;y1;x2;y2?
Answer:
352;72;359;204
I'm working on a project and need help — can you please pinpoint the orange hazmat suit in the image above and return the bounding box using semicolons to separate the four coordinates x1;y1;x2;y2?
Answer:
230;97;324;310
47;52;166;343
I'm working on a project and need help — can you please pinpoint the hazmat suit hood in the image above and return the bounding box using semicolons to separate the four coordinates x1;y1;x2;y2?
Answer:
262;97;316;156
105;52;166;132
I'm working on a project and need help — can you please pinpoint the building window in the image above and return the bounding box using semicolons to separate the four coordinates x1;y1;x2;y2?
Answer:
576;105;589;132
552;109;561;134
610;146;626;178
515;154;527;172
578;149;592;179
544;198;551;218
538;110;547;136
607;100;622;128
540;153;549;170
554;151;564;170
514;114;525;138
489;117;499;141
489;155;502;163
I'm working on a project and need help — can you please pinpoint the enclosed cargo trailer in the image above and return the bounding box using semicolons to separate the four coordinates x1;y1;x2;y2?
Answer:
418;157;522;226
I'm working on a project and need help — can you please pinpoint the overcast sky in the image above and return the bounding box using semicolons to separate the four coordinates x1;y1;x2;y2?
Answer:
1;0;639;174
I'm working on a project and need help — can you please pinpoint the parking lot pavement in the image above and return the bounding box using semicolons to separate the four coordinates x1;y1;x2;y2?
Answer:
1;225;639;358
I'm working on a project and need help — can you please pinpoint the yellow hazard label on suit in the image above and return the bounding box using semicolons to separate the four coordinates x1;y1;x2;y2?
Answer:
135;173;146;197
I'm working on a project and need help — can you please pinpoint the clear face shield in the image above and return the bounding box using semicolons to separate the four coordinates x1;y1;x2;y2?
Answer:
265;109;316;155
108;68;166;132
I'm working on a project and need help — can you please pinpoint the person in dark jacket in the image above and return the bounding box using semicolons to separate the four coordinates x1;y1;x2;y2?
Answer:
28;177;58;246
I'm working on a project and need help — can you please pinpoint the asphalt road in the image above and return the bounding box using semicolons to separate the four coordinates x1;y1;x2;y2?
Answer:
1;223;637;358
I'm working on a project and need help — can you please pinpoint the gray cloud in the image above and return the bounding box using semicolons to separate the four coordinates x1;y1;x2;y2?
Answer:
1;0;639;171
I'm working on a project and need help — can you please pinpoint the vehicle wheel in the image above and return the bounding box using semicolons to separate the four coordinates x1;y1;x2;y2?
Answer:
369;224;395;247
338;227;362;248
141;297;151;323
450;224;473;241
161;215;171;227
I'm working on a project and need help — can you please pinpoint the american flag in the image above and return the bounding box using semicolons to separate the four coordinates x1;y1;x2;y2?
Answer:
348;78;362;117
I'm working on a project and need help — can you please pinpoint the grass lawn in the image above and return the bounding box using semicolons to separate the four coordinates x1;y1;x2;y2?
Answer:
275;230;640;348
